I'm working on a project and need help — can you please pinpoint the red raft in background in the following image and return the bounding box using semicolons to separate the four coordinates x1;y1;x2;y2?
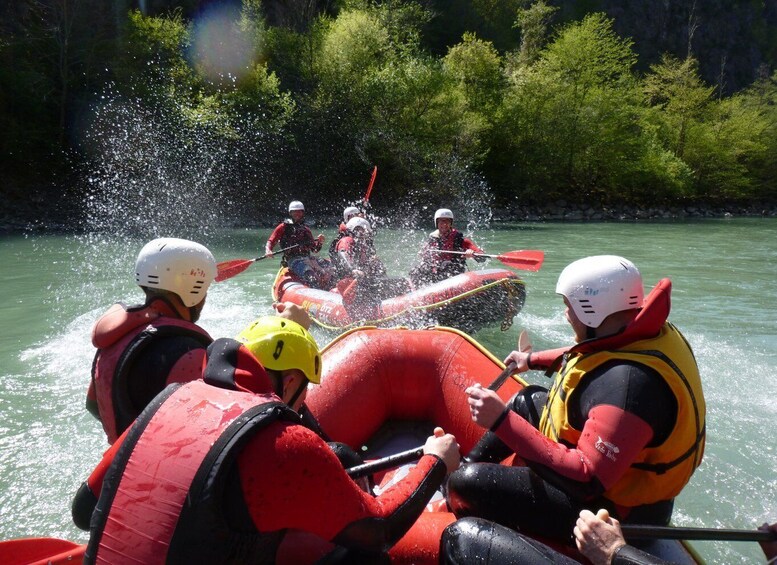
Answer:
272;267;526;334
307;326;702;565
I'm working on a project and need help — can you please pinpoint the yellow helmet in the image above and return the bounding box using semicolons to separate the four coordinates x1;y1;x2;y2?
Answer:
236;316;321;384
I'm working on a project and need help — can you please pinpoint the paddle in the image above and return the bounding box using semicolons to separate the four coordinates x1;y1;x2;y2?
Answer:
484;330;530;391
215;244;300;282
364;165;377;203
430;249;545;272
346;446;425;479
620;524;777;542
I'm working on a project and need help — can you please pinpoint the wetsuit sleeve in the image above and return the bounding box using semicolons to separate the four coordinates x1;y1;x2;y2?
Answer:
266;223;285;253
613;544;672;565
462;238;486;262
527;347;569;370
495;405;653;498
71;431;126;530
337;238;356;271
240;422;447;553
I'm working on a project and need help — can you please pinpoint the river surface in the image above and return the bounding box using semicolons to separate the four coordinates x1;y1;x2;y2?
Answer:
1;218;775;563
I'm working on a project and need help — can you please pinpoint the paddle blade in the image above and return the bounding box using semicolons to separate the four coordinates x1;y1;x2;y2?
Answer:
497;250;545;271
364;166;377;202
215;258;256;282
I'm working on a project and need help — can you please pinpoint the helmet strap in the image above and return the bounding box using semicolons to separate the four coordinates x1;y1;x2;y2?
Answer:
286;379;309;408
586;326;596;340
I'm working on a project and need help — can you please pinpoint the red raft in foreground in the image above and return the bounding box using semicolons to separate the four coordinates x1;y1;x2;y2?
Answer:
272;268;526;334
307;326;702;564
0;327;702;565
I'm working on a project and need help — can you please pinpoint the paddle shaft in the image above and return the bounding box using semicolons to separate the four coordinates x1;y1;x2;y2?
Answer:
431;249;518;260
259;243;300;261
621;524;777;542
487;361;518;391
346;446;425;479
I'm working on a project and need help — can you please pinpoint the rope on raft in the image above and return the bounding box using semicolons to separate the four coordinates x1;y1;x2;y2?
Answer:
309;277;526;332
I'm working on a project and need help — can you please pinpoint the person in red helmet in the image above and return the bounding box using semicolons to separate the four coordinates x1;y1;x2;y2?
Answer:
441;256;706;562
266;200;332;288
73;316;460;564
85;237;217;444
410;208;485;287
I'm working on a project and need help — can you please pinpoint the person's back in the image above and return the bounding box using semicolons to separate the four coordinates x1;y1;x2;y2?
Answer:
86;237;216;443
74;317;460;564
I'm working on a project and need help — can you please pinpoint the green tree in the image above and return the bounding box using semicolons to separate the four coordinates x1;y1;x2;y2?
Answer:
642;55;714;161
513;0;557;67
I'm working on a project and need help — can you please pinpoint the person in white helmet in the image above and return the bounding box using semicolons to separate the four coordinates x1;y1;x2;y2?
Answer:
410;208;485;286
85;238;217;443
441;256;706;558
334;217;385;280
265;201;331;288
329;205;364;268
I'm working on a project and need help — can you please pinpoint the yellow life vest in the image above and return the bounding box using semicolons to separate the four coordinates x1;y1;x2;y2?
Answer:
538;322;705;507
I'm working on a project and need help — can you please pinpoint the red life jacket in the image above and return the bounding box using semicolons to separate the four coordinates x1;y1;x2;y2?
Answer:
429;228;467;269
89;301;212;443
279;219;317;261
85;379;300;565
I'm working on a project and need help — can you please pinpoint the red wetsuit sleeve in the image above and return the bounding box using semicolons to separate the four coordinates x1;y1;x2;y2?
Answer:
239;422;446;551
266;223;286;251
462;238;484;254
528;347;569;370
495;404;653;489
164;348;207;385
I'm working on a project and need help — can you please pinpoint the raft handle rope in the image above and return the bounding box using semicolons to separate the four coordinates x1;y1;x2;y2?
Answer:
308;277;526;332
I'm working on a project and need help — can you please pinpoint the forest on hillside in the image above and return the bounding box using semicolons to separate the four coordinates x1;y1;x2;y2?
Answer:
2;0;777;228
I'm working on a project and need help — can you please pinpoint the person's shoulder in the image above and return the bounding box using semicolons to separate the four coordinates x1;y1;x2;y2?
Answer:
428;229;440;238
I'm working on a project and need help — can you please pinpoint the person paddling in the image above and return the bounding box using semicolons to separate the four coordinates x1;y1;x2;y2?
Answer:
85;237;217;444
266;200;332;288
329;205;363;271
72;316;460;564
442;256;706;558
410;208;486;286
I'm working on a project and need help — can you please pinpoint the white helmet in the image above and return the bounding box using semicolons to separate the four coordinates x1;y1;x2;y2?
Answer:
288;200;305;212
134;238;217;308
434;208;454;224
555;255;644;328
343;206;360;222
346;217;371;233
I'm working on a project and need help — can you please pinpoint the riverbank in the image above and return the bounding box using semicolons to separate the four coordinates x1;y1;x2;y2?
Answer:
3;196;777;233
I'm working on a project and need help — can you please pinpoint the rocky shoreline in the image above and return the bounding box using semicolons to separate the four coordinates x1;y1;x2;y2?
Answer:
3;199;776;234
495;200;777;222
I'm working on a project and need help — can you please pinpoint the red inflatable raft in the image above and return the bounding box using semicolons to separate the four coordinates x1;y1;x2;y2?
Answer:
307;326;702;564
272;267;526;333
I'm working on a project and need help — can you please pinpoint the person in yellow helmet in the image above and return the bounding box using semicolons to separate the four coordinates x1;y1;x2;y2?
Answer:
74;315;460;564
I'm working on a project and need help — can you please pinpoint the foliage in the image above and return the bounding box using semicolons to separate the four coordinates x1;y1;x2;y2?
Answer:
3;0;777;225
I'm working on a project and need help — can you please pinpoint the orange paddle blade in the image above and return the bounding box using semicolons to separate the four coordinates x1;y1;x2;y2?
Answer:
496;250;544;271
215;258;256;282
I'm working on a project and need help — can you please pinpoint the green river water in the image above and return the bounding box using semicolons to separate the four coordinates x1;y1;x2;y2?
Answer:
1;218;775;563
